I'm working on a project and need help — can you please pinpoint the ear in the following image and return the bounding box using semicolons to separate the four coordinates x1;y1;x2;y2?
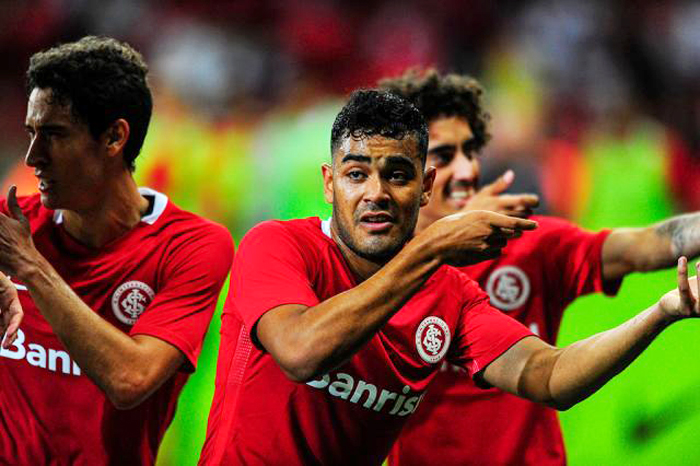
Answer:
322;163;334;204
420;166;436;207
103;118;130;159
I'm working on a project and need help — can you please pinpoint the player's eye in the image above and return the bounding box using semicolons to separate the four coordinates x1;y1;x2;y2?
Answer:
347;170;367;181
428;149;454;167
388;171;410;184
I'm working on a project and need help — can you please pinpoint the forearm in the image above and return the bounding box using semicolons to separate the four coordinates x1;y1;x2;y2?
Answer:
263;235;442;381
20;259;166;407
524;305;672;410
605;213;700;280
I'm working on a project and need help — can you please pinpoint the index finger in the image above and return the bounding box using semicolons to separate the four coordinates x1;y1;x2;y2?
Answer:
488;213;538;231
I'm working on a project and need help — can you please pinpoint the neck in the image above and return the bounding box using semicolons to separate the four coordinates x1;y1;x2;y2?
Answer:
330;222;385;282
61;173;149;249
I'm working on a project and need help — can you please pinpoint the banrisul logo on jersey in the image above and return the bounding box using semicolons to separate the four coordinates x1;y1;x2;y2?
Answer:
415;316;450;364
485;266;531;311
111;281;155;325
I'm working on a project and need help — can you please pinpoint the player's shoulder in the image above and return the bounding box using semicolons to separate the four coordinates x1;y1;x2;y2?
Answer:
241;217;325;247
513;215;586;245
143;189;232;247
531;215;580;231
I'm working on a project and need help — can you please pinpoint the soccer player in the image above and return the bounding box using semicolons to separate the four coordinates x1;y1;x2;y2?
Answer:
380;69;700;465
200;89;700;465
0;37;233;465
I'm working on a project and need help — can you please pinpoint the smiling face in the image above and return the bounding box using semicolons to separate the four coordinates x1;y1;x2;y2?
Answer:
417;115;481;231
323;134;433;263
24;87;107;211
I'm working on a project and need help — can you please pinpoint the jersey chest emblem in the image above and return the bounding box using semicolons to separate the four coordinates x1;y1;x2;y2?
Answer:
111;281;155;325
485;266;531;311
415;316;451;364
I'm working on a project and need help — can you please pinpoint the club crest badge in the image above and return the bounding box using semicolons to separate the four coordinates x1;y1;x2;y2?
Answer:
415;316;451;364
485;266;530;311
111;281;155;325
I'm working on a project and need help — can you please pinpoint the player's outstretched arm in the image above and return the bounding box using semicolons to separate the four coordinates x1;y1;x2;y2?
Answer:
0;187;186;409
461;170;539;219
257;211;537;383
482;257;698;410
603;212;700;280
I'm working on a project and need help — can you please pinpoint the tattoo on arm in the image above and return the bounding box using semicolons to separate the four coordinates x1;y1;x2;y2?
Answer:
655;213;700;258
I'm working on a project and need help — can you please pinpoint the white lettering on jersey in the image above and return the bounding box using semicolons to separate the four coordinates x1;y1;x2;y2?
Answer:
485;266;531;311
0;329;81;376
111;281;154;325
306;372;425;416
529;322;540;336
415;316;451;364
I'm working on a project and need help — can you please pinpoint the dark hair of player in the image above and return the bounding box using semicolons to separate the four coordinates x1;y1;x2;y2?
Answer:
378;68;491;153
26;36;152;172
331;89;429;165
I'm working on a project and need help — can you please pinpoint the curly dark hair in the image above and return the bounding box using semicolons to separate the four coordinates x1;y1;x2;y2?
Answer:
378;68;491;153
331;89;428;164
26;36;152;171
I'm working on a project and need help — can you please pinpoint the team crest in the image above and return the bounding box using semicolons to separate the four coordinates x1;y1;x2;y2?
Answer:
415;316;451;364
111;281;155;325
485;266;530;311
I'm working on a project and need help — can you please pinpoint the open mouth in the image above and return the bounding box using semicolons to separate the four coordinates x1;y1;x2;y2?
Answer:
444;187;475;208
359;212;394;232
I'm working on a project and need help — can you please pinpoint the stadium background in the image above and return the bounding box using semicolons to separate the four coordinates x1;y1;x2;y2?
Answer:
2;1;700;464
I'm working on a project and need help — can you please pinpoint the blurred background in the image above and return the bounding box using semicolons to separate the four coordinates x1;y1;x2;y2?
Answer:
2;0;700;464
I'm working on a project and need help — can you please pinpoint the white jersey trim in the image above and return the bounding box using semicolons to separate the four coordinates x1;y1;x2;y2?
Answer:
138;187;168;225
321;217;332;239
52;187;168;226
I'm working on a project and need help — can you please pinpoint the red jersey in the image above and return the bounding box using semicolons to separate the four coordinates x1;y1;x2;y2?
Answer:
389;216;621;466
200;217;533;466
0;188;233;466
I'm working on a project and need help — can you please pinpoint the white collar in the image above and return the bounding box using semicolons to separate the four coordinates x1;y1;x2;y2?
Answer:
53;187;168;226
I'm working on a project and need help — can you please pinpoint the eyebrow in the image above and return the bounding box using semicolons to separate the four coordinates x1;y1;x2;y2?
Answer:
428;138;478;154
341;154;372;164
428;143;457;154
385;155;416;170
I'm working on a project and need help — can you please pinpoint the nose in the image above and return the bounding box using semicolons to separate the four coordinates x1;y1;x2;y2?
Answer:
451;152;478;182
24;134;46;168
363;174;390;206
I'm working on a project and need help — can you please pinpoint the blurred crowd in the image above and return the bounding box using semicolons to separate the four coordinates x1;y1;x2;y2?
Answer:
3;0;700;237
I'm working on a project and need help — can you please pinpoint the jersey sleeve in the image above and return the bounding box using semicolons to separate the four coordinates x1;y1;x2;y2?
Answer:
540;218;622;302
130;223;234;372
448;279;533;381
229;221;320;347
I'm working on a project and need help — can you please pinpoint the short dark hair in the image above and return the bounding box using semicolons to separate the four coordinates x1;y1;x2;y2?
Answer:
26;36;152;171
379;68;491;153
331;89;428;165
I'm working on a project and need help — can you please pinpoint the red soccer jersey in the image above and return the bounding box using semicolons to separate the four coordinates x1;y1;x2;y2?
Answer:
0;188;233;465
199;217;533;466
389;215;622;466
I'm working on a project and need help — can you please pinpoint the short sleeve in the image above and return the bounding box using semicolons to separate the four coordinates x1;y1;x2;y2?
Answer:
130;224;234;371
229;221;320;346
541;218;622;302
448;282;533;379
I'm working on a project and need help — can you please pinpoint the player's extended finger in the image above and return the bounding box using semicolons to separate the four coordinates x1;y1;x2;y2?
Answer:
488;212;538;231
677;257;693;308
480;170;515;195
499;194;540;209
7;186;29;230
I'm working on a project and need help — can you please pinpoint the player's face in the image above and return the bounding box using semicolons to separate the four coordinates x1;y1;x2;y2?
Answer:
324;134;432;262
418;116;481;227
24;88;106;211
